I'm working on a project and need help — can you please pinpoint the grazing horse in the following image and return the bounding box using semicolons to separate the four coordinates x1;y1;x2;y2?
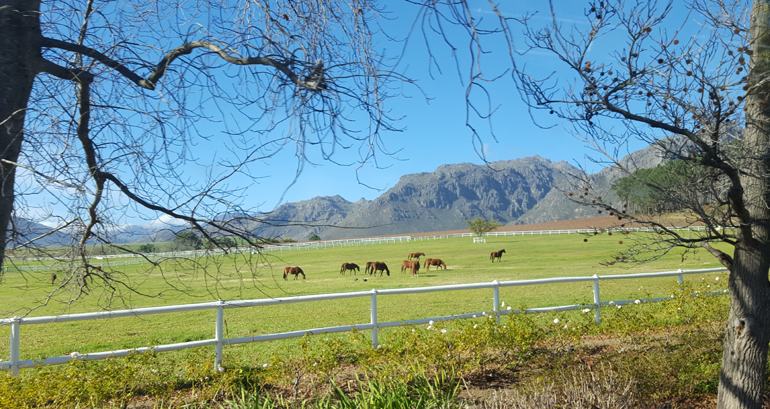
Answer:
340;262;360;275
490;249;506;263
407;252;425;260
406;260;420;277
371;261;390;277
424;258;447;271
283;266;306;280
51;273;57;285
365;262;376;275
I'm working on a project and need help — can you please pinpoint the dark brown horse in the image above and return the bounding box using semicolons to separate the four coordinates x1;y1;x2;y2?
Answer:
424;258;447;271
407;252;425;260
490;249;506;263
51;273;57;285
371;261;390;277
283;266;306;280
340;262;360;275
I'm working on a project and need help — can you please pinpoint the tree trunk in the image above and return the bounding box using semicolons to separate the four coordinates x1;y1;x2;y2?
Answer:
0;1;41;268
718;245;770;408
717;1;770;407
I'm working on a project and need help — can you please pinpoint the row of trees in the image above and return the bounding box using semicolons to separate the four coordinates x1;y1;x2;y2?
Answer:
611;159;720;219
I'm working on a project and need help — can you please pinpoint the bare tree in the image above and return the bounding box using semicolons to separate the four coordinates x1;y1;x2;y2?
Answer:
0;0;414;308
478;0;770;407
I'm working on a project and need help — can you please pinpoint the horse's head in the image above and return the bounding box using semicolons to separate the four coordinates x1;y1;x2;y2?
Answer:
283;271;287;280
501;249;506;253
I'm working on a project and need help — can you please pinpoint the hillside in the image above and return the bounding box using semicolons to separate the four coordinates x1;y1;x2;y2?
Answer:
249;144;668;241
20;142;671;245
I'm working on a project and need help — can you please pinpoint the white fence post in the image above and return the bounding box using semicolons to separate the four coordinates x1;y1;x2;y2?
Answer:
370;289;378;348
492;280;500;323
10;317;20;376
215;300;224;369
677;269;684;291
592;275;601;324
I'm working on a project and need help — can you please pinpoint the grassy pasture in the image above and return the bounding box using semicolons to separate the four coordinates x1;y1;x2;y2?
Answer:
0;232;729;369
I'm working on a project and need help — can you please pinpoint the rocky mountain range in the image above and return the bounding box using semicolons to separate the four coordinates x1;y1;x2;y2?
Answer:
243;142;669;241
18;141;670;246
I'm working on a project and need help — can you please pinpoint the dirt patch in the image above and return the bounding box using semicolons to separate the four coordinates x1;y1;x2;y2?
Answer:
354;215;698;240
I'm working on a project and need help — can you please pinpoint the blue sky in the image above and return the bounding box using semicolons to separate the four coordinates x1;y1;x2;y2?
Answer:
32;1;698;228
248;2;608;210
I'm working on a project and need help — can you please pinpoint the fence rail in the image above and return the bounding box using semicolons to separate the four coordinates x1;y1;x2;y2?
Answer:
4;227;713;272
0;267;727;376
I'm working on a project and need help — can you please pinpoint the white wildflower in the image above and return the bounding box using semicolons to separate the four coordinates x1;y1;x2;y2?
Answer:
377;345;382;349
507;306;512;311
217;365;224;372
151;369;158;373
617;305;622;309
429;320;434;325
472;315;477;318
716;277;720;281
263;364;268;368
634;299;640;304
441;329;447;334
473;324;478;329
70;352;81;359
427;325;433;330
564;324;568;329
609;301;615;305
501;302;505;307
553;318;560;324
582;308;591;313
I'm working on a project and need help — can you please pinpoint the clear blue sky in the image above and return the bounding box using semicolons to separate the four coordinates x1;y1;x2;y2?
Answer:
254;1;660;211
33;1;694;228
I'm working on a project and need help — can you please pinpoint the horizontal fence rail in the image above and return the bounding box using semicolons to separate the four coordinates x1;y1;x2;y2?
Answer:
4;227;712;272
0;267;727;376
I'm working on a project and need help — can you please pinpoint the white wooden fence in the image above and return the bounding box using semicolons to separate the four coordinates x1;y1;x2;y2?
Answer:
5;227;712;273
0;267;727;376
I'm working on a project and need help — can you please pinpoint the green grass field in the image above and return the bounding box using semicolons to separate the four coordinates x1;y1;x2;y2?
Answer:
0;232;729;369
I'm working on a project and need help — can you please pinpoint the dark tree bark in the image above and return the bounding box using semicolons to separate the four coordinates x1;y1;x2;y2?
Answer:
717;2;770;407
0;1;41;268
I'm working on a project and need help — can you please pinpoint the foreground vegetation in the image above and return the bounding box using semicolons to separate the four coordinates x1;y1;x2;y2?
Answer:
0;278;730;408
0;231;733;407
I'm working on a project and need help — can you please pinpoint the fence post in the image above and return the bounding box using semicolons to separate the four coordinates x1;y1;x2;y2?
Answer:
492;280;500;323
10;317;20;376
215;300;224;369
677;269;684;291
592;275;601;324
370;289;378;348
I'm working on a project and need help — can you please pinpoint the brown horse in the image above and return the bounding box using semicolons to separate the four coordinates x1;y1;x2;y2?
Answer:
283;266;306;280
340;262;360;275
424;258;447;271
406;260;420;277
365;262;377;275
400;260;414;274
490;249;506;263
51;273;57;285
371;261;390;277
408;252;425;260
